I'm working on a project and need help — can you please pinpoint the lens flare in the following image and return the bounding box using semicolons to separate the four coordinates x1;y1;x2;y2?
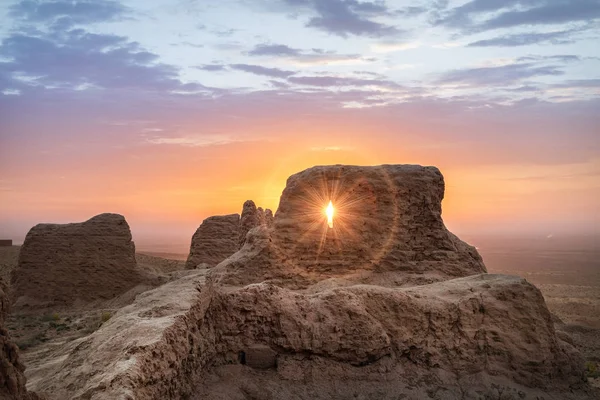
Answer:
326;200;334;228
270;167;397;268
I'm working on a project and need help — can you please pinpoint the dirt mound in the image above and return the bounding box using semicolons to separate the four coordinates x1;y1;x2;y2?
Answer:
11;214;153;310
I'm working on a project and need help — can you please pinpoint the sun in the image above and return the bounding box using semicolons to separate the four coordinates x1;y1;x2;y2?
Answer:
325;200;334;228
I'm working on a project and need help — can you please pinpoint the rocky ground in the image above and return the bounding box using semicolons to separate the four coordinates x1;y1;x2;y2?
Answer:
0;247;190;390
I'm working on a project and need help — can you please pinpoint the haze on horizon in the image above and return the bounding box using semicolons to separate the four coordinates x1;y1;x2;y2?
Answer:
0;0;599;249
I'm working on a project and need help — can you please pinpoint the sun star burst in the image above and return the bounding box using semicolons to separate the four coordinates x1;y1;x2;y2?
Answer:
326;200;334;228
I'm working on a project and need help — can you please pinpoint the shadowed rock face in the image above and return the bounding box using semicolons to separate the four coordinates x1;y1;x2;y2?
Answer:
239;200;264;247
0;279;41;400
11;214;144;309
213;165;486;288
239;201;275;247
186;202;274;270
185;214;240;269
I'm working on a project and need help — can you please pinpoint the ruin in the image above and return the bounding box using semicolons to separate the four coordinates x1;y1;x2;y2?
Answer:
11;213;155;309
12;165;595;399
185;201;274;269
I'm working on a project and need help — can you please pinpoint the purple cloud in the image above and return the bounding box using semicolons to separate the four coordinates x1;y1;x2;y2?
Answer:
230;64;295;78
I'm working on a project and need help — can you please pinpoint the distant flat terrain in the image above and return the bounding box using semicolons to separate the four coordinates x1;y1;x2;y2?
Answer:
474;235;600;286
473;234;600;384
136;251;188;262
473;235;600;326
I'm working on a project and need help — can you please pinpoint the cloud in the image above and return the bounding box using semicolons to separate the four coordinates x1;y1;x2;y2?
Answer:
467;29;580;47
146;134;247;147
173;41;205;48
552;79;600;89
0;0;211;94
9;0;129;28
480;2;600;31
506;85;540;92
262;0;401;38
287;75;402;89
212;28;240;37
247;43;368;66
437;0;600;33
247;44;300;57
371;41;421;53
1;88;21;96
516;54;581;63
498;168;600;182
430;41;465;49
194;64;227;71
2;82;599;182
290;53;370;66
0;29;207;93
230;64;295;78
212;41;245;51
192;63;296;78
267;80;290;89
438;62;564;86
310;146;355;151
306;0;400;38
394;6;428;17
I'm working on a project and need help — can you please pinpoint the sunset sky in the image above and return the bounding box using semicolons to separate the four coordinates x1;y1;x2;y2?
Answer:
0;0;599;251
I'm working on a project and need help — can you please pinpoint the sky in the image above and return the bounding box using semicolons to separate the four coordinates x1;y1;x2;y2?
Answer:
0;0;599;251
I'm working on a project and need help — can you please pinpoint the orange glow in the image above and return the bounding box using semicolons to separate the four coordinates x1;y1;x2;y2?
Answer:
1;123;598;249
326;201;334;228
